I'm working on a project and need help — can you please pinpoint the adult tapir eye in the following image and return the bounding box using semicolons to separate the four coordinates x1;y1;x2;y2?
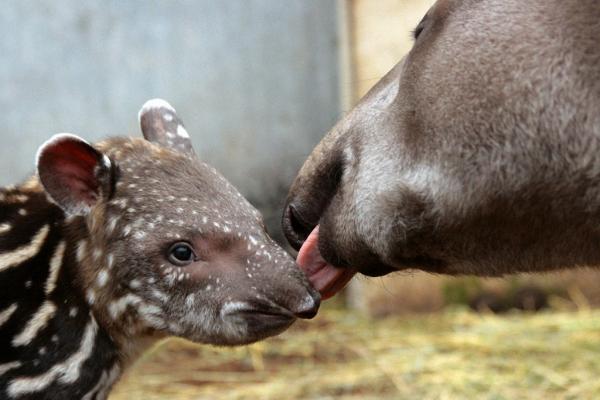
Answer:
413;25;425;39
412;13;428;40
167;242;196;266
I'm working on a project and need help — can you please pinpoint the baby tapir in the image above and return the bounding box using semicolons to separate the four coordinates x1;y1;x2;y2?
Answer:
0;99;320;399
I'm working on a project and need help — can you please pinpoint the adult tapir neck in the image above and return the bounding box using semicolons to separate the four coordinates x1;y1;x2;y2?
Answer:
0;182;128;399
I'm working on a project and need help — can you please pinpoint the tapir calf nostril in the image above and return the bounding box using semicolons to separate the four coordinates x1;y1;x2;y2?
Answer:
293;293;321;319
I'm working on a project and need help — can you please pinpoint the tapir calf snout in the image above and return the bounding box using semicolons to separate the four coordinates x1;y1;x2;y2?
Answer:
291;289;321;319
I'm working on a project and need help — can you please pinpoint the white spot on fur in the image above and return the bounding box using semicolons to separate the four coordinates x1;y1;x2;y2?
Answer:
111;198;128;209
0;304;18;327
97;270;108;287
177;125;189;138
138;304;165;329
0;225;50;272
123;225;132;236
69;307;78;317
0;361;21;376
185;293;195;308
86;290;96;305
12;301;57;346
106;253;114;269
129;279;141;289
18;208;28;216
102;155;111;170
106;216;120;234
76;240;87;263
150;289;169;302
220;301;249;318
45;241;66;295
0;223;12;235
108;294;142;320
8;317;98;396
93;248;103;260
5;194;28;203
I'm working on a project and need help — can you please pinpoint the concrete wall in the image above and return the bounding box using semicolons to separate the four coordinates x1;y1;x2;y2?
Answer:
0;0;341;243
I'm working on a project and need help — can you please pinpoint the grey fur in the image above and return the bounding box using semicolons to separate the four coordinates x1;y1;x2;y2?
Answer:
283;0;600;277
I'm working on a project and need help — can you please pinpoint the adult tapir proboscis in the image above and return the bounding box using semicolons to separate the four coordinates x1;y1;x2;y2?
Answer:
282;0;600;298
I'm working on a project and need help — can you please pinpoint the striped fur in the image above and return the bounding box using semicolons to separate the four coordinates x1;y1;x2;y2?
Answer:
0;188;120;399
0;99;319;399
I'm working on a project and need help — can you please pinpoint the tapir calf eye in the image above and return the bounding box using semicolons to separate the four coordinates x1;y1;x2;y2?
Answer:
167;242;196;266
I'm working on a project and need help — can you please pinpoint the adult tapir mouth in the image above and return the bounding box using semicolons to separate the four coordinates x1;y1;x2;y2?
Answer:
283;191;399;297
296;226;357;300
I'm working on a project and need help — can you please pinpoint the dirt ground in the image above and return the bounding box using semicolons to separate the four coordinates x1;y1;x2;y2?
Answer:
110;306;600;399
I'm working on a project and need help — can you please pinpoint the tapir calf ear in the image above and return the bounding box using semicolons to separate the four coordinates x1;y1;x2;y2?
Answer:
37;133;115;216
138;98;195;156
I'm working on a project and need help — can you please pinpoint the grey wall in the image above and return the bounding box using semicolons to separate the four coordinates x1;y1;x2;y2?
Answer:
0;0;340;243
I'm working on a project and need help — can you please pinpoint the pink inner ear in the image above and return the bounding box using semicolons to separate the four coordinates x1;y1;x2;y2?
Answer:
55;161;99;205
40;138;102;209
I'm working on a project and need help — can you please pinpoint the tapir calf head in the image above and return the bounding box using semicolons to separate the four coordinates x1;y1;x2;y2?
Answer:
37;100;320;347
283;0;600;285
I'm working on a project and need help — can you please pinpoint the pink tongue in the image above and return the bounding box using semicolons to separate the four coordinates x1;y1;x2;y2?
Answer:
296;226;356;300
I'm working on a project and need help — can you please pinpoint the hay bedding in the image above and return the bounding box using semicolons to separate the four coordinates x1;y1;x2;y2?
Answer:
111;308;600;399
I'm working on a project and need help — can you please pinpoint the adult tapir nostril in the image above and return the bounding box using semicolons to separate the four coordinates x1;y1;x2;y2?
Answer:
282;151;344;251
292;291;321;319
283;203;315;251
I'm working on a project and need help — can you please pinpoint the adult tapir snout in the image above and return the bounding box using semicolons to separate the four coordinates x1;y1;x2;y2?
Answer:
283;59;408;276
284;0;600;289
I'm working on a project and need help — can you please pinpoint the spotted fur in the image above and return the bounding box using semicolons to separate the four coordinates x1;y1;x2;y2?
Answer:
0;99;319;399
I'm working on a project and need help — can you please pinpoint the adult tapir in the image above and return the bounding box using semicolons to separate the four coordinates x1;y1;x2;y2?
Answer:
282;0;600;299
